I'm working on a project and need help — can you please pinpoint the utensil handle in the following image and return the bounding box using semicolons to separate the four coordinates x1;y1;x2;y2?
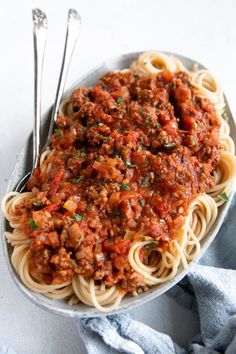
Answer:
47;9;81;143
32;9;47;169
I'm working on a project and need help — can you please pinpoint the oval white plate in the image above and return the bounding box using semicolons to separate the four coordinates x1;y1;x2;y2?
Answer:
2;51;236;318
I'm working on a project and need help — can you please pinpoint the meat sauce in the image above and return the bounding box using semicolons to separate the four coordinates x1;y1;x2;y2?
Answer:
18;70;220;293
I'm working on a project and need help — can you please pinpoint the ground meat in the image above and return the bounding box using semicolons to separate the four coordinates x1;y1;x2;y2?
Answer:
22;69;220;292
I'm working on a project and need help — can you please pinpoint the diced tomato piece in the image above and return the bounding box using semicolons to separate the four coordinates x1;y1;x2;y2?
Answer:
182;116;195;130
103;239;131;255
49;170;64;195
44;204;60;213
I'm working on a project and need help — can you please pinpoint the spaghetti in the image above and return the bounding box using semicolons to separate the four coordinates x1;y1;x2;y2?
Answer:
2;52;236;312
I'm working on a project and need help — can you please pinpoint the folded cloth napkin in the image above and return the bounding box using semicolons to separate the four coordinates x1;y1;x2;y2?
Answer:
76;196;236;354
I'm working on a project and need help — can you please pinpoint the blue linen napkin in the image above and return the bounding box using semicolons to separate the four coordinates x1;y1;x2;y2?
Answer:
75;196;236;354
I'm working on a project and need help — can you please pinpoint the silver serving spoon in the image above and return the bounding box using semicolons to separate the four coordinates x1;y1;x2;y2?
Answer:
15;8;47;192
16;9;81;192
46;9;81;146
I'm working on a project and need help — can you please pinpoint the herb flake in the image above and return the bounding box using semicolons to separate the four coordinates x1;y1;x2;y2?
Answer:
145;118;152;125
33;200;43;207
116;97;124;105
27;219;38;231
121;184;130;191
74;214;84;222
190;136;195;146
217;192;229;202
55;129;63;138
141;177;149;186
114;183;131;191
76;176;84;183
146;244;153;254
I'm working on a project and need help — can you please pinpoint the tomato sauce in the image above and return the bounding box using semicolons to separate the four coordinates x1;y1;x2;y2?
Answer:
20;70;220;292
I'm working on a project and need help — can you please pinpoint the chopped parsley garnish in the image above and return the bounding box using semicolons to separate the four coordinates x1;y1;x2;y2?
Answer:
27;219;38;231
33;200;43;207
114;183;130;190
74;214;84;222
156;123;162;129
121;184;130;191
140;200;145;207
76;176;84;183
146;242;158;253
164;135;176;149
145;118;152;125
116;97;123;104
190;136;195;146
55;128;63;138
143;60;147;65
194;122;198;130
217;192;229;202
146;244;153;254
141;177;149;186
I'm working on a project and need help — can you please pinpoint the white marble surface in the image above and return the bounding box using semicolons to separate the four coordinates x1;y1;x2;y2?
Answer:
0;0;236;353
